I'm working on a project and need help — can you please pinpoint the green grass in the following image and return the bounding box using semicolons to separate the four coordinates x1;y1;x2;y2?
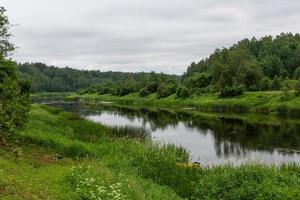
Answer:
65;90;300;117
0;104;299;199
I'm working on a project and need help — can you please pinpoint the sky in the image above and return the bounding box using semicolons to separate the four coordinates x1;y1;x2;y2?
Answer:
2;0;300;74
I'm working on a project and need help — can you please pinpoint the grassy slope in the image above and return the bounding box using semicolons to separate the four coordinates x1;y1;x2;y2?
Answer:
67;91;300;116
0;105;182;200
1;105;299;199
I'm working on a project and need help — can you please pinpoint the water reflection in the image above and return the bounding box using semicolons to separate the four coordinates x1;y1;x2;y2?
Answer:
36;99;300;165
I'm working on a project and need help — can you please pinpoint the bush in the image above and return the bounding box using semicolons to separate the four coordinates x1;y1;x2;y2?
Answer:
0;58;31;136
145;81;159;93
259;77;271;91
293;67;300;80
270;75;282;90
295;81;300;96
157;82;177;98
280;85;291;101
219;85;244;98
139;87;150;97
176;86;190;98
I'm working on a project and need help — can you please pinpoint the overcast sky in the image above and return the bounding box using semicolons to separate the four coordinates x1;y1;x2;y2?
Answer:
2;0;300;74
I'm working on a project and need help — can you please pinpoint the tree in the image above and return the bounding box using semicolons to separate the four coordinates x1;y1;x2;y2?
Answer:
183;73;211;90
270;75;281;90
294;67;300;80
182;33;300;93
0;7;14;56
219;85;244;98
259;77;271;91
0;58;31;136
176;86;190;98
0;7;31;136
236;59;263;90
295;81;300;96
157;80;177;98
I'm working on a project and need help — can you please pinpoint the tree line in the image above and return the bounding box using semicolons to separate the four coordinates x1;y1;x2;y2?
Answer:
18;62;179;93
182;33;300;97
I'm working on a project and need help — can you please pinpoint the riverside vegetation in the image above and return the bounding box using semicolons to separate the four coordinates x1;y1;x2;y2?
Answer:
1;104;300;199
0;5;300;200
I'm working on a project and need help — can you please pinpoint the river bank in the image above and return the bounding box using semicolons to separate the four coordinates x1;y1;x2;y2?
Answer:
63;91;300;118
0;104;299;199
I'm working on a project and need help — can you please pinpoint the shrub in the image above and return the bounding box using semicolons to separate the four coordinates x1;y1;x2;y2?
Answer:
259;77;271;91
295;81;300;96
0;58;31;136
280;85;291;101
270;75;281;90
176;86;190;98
183;72;212;90
293;67;300;80
145;81;159;93
219;85;244;98
139;87;150;97
157;82;177;98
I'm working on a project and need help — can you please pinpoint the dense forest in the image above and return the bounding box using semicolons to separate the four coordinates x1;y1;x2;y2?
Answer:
182;33;300;97
18;63;178;93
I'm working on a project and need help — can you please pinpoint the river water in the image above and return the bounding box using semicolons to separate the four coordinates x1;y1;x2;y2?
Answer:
37;99;300;165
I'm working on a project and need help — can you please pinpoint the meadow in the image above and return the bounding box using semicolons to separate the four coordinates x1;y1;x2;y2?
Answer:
0;104;299;199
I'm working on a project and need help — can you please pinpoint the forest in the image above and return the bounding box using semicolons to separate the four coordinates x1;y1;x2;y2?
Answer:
18;63;179;92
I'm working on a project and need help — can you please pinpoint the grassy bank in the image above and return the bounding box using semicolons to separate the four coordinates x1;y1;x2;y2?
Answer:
66;91;300;117
0;105;299;199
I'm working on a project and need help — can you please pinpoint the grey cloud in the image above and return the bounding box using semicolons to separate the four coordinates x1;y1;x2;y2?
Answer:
2;0;300;74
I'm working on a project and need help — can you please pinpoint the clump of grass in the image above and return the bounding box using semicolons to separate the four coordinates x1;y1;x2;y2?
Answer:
67;165;129;200
39;104;62;115
193;163;300;200
109;126;151;139
132;144;201;198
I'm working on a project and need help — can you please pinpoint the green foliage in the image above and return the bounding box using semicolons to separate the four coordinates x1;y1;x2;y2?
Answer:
176;86;190;98
259;77;272;91
19;63;176;93
270;75;282;90
294;67;300;80
295;81;300;96
183;33;300;92
76;71;178;98
219;85;244;98
116;80;138;96
183;72;211;90
0;8;31;136
139;87;150;97
157;80;177;98
0;7;14;56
